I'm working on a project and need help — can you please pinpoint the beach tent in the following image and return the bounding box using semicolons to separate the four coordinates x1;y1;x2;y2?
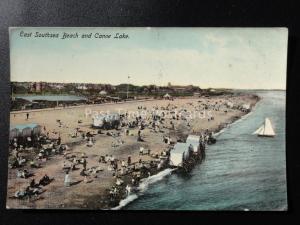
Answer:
99;90;107;96
163;93;171;99
226;101;234;108
10;123;41;140
169;143;192;167
93;115;106;127
92;113;120;128
242;103;251;111
186;135;201;153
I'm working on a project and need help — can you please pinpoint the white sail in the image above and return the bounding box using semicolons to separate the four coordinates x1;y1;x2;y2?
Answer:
262;118;275;136
253;118;275;137
252;125;264;135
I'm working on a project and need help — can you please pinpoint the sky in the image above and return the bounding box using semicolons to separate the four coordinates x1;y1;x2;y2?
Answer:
10;27;288;89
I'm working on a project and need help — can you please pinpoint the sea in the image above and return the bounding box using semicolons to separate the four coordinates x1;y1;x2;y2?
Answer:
122;91;287;210
15;95;86;102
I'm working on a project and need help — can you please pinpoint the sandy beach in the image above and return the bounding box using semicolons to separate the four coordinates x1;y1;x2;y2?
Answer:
7;94;259;209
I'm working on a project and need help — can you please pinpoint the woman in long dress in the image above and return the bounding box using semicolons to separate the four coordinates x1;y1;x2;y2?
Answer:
64;171;71;187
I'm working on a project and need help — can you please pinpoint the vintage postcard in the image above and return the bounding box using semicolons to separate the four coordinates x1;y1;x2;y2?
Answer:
7;27;287;210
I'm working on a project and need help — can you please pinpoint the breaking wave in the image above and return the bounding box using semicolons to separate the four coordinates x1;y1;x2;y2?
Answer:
111;194;139;210
111;168;176;210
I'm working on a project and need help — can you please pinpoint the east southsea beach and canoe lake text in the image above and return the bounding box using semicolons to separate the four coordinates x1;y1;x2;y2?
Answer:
18;31;129;39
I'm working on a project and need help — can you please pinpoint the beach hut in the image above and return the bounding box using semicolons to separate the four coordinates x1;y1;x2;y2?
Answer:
32;125;41;136
9;128;20;141
186;135;201;153
169;143;193;167
10;123;41;141
21;127;32;137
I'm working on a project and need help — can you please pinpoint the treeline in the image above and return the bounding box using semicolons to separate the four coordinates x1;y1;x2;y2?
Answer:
11;82;232;99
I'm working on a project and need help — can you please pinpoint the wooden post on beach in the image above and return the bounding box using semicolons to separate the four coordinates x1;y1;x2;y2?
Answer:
127;75;130;99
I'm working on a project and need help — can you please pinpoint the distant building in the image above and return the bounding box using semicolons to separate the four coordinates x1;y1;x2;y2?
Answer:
49;83;64;90
167;83;201;94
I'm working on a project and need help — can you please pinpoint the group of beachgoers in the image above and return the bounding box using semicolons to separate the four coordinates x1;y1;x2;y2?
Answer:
13;173;52;199
9;97;246;206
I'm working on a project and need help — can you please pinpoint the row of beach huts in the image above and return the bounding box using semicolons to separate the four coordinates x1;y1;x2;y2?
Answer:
169;134;206;172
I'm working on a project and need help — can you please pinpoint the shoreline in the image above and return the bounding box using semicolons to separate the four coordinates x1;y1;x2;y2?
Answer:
111;168;176;210
110;98;261;210
110;101;260;210
84;99;260;210
7;94;260;209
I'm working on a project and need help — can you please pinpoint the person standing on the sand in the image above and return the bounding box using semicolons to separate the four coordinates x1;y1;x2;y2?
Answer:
26;112;29;120
82;158;87;170
64;171;71;187
57;136;61;145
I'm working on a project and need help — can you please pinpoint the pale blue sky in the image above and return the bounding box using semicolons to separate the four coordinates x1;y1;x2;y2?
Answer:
10;27;288;89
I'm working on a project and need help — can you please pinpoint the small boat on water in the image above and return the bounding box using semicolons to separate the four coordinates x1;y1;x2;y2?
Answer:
253;117;275;137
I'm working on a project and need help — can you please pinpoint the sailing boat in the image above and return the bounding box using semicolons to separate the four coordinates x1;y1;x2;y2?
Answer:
253;117;276;137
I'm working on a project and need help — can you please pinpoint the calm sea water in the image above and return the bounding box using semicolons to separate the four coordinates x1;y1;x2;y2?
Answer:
125;91;287;210
16;95;86;102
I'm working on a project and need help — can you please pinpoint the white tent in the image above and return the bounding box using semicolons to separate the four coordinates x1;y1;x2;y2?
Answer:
92;113;120;128
99;90;107;96
226;101;234;108
242;103;251;110
163;93;171;99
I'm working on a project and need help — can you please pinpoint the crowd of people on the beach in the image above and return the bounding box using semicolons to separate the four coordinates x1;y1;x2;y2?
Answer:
8;95;253;206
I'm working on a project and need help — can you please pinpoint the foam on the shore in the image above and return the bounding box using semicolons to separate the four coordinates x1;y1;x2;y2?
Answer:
213;101;260;137
111;168;176;210
138;168;176;192
111;194;139;210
